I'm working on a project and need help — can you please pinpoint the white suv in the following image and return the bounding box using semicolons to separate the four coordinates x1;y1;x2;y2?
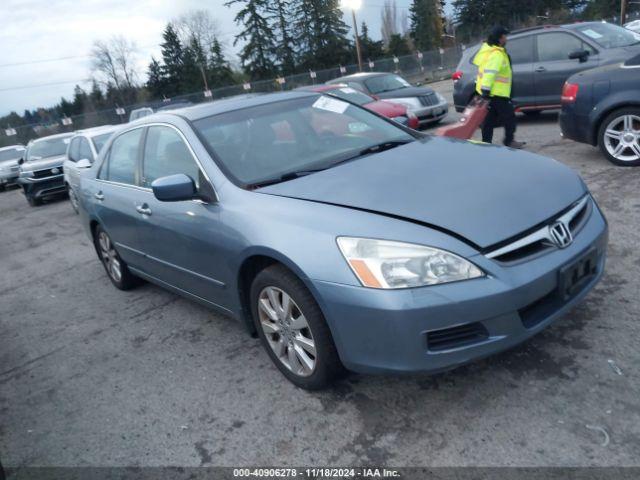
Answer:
64;126;116;213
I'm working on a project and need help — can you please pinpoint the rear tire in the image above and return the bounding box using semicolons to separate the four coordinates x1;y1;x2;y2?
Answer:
93;225;140;290
250;264;344;390
598;107;640;166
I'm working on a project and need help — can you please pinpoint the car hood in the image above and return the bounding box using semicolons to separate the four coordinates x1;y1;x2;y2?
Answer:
258;137;586;249
0;158;19;169
364;100;407;117
375;86;436;100
20;155;66;172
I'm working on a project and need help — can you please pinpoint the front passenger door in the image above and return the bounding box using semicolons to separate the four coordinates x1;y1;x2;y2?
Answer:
533;32;598;107
134;125;227;307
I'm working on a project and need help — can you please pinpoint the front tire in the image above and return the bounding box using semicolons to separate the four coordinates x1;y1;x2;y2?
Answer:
598;108;640;166
27;196;41;207
250;265;344;390
93;225;140;290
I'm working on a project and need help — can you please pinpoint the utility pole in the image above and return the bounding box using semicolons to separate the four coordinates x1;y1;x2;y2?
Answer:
200;64;209;91
620;0;628;25
352;9;363;72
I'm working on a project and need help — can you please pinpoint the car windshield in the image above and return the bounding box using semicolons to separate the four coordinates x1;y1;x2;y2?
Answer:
325;87;374;105
575;23;640;48
92;132;113;153
193;95;414;187
364;74;412;94
26;136;71;161
0;148;24;162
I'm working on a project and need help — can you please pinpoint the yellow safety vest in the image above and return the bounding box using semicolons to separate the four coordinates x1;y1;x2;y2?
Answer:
473;43;512;98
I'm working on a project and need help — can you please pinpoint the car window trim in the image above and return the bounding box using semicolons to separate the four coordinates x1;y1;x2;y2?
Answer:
534;31;599;63
96;121;218;203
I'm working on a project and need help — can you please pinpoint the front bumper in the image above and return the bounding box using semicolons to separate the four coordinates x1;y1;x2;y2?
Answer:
0;169;20;185
413;101;449;126
311;201;608;374
18;174;66;199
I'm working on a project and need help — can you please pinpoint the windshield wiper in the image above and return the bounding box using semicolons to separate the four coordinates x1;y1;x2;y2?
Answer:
357;140;413;156
250;168;327;189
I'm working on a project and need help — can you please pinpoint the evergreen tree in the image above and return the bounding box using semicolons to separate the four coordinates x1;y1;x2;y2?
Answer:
182;35;207;92
146;57;166;98
359;22;385;61
293;0;353;70
410;0;444;51
208;38;234;87
269;0;297;74
71;85;88;115
160;24;185;96
387;33;412;56
226;0;278;80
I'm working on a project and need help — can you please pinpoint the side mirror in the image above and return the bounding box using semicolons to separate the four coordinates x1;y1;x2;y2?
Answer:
18;157;24;165
151;174;197;202
568;50;590;63
76;158;92;169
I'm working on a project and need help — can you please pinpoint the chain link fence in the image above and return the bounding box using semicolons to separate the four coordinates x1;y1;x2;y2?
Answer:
2;45;467;147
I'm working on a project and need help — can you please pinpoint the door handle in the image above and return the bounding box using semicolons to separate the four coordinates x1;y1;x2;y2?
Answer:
94;192;104;201
136;205;152;216
535;66;546;73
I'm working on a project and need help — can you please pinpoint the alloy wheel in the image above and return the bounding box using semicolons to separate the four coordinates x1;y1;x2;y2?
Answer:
603;114;640;163
98;231;122;283
257;286;317;377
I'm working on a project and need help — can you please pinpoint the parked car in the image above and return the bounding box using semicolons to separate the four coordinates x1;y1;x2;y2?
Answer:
79;91;607;389
327;72;448;127
624;19;640;34
129;107;154;122
297;84;419;129
560;53;640;166
64;126;117;213
18;132;75;206
0;144;25;190
453;22;640;113
157;101;193;112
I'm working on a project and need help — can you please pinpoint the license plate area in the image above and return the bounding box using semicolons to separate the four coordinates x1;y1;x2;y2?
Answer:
558;248;598;300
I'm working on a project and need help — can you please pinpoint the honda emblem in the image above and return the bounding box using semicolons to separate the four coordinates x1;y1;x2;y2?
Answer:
549;221;572;248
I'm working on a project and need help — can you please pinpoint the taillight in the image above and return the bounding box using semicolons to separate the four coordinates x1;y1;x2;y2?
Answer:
561;82;579;103
452;71;463;82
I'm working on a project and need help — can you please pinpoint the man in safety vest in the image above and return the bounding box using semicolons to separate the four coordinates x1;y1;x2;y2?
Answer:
474;26;526;149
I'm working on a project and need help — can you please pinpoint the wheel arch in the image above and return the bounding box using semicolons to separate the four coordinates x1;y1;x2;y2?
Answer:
591;98;640;146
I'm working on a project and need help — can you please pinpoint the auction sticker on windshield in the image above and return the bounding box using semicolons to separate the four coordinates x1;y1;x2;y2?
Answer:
313;96;349;114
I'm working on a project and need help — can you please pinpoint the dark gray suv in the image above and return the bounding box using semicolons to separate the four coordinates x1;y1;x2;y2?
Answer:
453;22;640;113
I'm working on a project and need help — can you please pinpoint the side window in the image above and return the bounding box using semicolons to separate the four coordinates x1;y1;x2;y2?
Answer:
537;33;586;62
102;128;143;185
68;138;80;162
79;138;93;162
508;36;534;65
142;126;201;188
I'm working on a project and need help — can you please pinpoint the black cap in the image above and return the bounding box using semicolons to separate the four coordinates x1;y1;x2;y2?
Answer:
488;26;510;46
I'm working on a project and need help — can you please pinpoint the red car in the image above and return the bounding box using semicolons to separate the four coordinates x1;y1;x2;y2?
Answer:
298;84;419;130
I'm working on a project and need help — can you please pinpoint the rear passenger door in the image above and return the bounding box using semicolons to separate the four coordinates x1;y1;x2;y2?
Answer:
533;32;598;107
133;124;227;307
507;35;536;107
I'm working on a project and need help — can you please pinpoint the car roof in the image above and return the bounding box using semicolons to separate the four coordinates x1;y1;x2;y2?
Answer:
30;131;75;143
0;144;24;151
160;91;319;122
75;125;117;137
329;72;389;82
296;84;344;92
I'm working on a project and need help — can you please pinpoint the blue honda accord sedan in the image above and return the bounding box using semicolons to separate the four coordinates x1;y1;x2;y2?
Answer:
77;91;608;389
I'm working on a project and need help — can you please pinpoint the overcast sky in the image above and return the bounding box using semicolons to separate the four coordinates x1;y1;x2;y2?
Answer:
0;0;419;117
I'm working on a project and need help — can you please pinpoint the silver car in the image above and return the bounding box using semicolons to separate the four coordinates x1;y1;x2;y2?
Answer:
64;126;116;213
0;144;25;190
18;132;74;206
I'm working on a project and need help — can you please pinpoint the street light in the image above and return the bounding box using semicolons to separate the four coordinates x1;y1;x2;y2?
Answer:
342;0;363;72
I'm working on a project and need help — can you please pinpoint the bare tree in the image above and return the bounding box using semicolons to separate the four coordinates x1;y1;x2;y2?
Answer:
380;0;399;47
172;9;223;50
91;36;139;90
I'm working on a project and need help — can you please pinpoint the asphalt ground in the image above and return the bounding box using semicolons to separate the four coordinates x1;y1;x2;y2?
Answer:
1;81;639;470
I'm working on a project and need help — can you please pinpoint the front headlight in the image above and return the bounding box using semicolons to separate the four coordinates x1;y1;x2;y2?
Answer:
337;237;484;289
435;92;447;104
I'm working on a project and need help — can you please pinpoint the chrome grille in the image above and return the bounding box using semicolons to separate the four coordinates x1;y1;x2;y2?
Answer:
486;195;592;264
32;166;63;179
419;93;438;106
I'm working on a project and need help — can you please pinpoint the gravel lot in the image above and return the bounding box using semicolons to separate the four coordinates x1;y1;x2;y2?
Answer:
1;81;639;469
